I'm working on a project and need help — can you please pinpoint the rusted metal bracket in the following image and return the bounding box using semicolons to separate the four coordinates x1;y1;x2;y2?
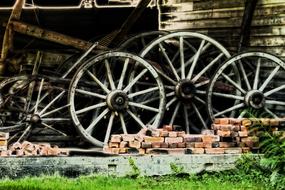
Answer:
10;21;108;52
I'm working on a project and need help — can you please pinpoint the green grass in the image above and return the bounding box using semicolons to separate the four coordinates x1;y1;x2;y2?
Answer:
0;172;271;190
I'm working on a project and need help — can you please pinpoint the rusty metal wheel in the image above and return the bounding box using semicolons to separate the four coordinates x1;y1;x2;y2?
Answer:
140;31;231;133
0;75;71;143
207;51;285;120
68;51;165;147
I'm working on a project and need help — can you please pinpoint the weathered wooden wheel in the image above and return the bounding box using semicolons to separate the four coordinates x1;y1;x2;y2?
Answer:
207;51;285;120
119;31;168;53
0;75;71;143
140;31;230;133
68;51;165;146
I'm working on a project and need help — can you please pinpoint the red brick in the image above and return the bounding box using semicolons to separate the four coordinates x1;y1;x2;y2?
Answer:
16;149;24;156
194;142;211;148
229;118;242;125
160;142;169;148
135;134;144;142
177;131;186;137
189;148;205;154
109;142;119;148
201;130;215;135
219;142;236;148
165;137;183;144
220;125;240;131
224;148;242;154
159;130;169;137
119;148;128;154
183;134;202;142
119;141;128;148
141;142;152;148
168;132;178;138
185;142;195;148
0;132;9;140
270;119;279;126
163;125;173;131
219;118;230;125
139;148;146;155
238;131;248;137
121;134;134;142
177;142;186;148
202;135;220;143
240;125;248;131
144;136;164;143
151;142;162;148
111;148;120;154
110;135;122;143
129;141;141;149
214;118;221;124
168;143;178;148
0;150;11;157
205;148;225;154
217;130;231;137
150;129;160;137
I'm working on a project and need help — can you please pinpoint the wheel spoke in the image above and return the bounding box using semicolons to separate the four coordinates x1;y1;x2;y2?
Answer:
86;108;109;134
41;118;70;121
259;65;280;92
17;124;32;142
128;87;159;98
105;60;116;90
179;37;185;79
166;97;177;109
87;70;110;94
253;58;261;90
117;58;129;90
195;90;207;95
129;102;159;113
192;53;224;83
169;102;181;125
264;107;278;118
39;91;65;115
192;102;207;129
104;112;115;145
34;79;44;113
238;60;251;90
187;40;206;79
212;92;244;100
75;89;106;99
30;91;51;112
265;100;285;106
156;68;177;85
140;97;160;105
214;103;245;117
123;68;148;92
166;91;175;97
42;122;67;136
75;102;107;114
222;73;246;94
195;79;210;88
41;104;70;117
119;113;127;134
264;84;285;97
183;105;190;134
127;109;147;129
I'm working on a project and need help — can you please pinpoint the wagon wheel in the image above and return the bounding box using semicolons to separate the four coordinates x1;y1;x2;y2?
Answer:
140;31;231;133
207;51;285;120
119;31;169;54
68;51;165;146
0;75;72;143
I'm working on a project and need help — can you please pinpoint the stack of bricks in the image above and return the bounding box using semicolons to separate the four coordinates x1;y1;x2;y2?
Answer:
0;132;9;152
0;141;69;157
104;117;285;155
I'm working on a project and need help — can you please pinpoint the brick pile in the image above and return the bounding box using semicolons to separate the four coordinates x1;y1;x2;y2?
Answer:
104;118;285;155
0;139;69;157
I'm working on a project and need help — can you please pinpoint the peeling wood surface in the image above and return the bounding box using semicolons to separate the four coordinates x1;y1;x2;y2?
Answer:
159;0;285;56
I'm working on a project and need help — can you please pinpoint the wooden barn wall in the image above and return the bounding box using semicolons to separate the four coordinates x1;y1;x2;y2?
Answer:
159;0;285;57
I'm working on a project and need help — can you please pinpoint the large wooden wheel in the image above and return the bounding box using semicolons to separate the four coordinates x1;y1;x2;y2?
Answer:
207;51;285;120
140;31;231;133
68;51;165;146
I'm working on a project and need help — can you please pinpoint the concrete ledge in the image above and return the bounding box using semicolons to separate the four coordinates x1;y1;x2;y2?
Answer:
0;154;245;178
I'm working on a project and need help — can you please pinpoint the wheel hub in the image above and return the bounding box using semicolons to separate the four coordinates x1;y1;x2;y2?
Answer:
106;90;128;111
245;90;265;109
175;79;196;100
30;114;41;124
